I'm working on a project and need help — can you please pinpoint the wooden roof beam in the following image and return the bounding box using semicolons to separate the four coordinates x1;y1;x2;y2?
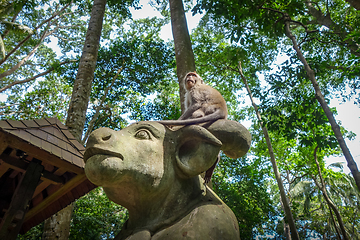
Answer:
0;154;64;185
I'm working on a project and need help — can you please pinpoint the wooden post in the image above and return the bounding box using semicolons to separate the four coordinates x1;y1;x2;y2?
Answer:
0;160;43;239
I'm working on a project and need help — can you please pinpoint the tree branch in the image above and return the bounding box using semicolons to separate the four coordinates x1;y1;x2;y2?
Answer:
344;0;360;10
305;0;360;57
1;5;22;39
0;104;18;109
0;25;57;80
0;1;72;65
0;59;77;93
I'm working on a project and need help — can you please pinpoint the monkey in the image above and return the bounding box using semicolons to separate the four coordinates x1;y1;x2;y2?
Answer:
158;72;228;183
158;72;228;126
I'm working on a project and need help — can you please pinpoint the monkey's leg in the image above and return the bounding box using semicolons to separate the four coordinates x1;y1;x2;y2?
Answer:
178;104;202;120
204;153;220;183
191;109;205;119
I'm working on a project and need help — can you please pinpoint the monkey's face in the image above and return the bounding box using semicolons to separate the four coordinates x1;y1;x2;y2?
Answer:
185;73;198;90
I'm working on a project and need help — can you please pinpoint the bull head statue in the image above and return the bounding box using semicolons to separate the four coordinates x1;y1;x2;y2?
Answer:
84;120;251;240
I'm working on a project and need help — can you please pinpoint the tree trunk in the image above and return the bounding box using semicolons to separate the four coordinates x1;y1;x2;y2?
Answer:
283;170;292;240
169;0;196;111
312;146;349;240
41;204;74;240
238;62;300;240
284;222;291;240
284;19;360;193
65;0;107;140
328;203;342;240
42;0;107;239
345;0;360;10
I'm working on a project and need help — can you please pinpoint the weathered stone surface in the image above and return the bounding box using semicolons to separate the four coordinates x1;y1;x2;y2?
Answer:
207;119;251;159
84;120;250;239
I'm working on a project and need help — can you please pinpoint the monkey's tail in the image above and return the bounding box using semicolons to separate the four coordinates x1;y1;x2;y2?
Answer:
157;111;225;126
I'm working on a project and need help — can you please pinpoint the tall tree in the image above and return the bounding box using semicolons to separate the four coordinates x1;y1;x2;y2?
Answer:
238;63;300;240
169;0;195;110
42;0;107;238
65;0;107;140
284;18;360;192
187;20;300;238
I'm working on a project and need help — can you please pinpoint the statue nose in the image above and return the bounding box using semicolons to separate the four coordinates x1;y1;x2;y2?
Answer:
86;127;114;147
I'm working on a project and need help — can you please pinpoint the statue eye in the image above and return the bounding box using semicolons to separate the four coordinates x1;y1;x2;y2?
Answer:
135;130;151;140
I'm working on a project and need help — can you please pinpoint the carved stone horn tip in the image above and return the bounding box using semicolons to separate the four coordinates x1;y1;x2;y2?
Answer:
207;119;252;159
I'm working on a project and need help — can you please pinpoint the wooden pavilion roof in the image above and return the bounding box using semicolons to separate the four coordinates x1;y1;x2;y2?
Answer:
0;118;96;234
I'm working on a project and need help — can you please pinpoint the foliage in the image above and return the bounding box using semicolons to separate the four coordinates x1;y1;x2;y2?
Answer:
259;79;353;150
18;188;128;240
213;155;277;239
141;76;182;121
16;223;43;240
81;17;176;132
70;187;128;239
190;17;278;120
289;164;360;238
193;0;360;102
0;76;72;121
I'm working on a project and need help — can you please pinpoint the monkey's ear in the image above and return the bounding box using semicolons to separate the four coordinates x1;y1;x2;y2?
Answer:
175;125;222;178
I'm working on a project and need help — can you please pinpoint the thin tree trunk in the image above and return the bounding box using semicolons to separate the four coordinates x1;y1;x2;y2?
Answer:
312;146;349;240
284;222;291;240
283;169;292;240
42;0;107;239
284;19;360;192
329;206;342;240
169;0;196;111
81;64;124;144
238;62;300;240
351;208;358;238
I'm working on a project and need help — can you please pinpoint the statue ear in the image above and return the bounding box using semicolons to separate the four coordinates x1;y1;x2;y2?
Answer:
175;125;222;178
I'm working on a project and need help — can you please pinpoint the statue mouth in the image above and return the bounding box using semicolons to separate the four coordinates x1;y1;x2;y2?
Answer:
84;147;124;163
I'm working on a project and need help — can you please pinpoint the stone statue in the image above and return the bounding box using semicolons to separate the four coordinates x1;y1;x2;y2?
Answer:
84;120;251;240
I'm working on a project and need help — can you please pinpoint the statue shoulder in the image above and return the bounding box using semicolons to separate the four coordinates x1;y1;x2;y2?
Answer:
151;191;240;240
